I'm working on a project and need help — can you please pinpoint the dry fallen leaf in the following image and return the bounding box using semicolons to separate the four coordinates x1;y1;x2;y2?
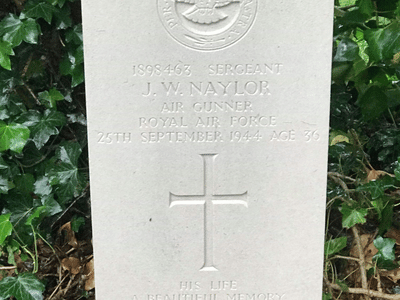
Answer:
59;222;78;248
385;227;400;245
84;258;95;291
61;257;81;275
366;169;392;182
350;233;378;267
382;268;400;283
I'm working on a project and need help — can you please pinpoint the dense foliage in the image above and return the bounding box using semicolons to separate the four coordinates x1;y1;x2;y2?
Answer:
0;0;400;299
0;0;92;299
325;0;400;298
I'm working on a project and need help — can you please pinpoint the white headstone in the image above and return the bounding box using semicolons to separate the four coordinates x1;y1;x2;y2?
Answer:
81;1;334;299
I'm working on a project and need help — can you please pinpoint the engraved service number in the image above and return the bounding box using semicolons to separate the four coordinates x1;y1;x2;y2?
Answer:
133;64;192;77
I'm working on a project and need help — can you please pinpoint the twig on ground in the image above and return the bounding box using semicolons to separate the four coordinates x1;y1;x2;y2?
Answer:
332;255;360;262
352;226;370;299
328;172;357;182
328;282;400;300
0;266;16;270
48;275;68;300
23;82;41;106
328;173;352;195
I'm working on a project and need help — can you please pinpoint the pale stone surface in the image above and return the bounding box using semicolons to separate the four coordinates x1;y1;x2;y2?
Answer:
82;1;334;299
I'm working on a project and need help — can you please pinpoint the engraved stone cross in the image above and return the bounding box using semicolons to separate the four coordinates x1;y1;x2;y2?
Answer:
170;154;248;271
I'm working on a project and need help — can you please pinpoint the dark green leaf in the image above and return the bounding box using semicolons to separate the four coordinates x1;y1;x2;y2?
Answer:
0;14;40;47
3;192;38;225
67;113;86;125
57;141;81;166
0;121;30;153
41;194;62;216
17;110;66;149
25;205;46;226
65;24;82;45
0;41;14;71
356;85;388;121
0;213;12;245
14;173;35;196
334;38;360;62
357;176;397;199
335;279;349;292
59;44;84;87
322;293;332;300
0;174;10;194
47;142;83;202
0;156;9;170
38;88;64;108
358;0;374;17
325;236;347;256
396;1;400;17
395;158;400;180
71;215;85;232
54;4;72;29
379;201;393;235
33;176;52;197
49;0;67;7
365;21;400;62
358;181;385;199
340;204;368;228
24;0;58;24
70;64;84;87
373;236;397;269
0;273;45;300
6;239;20;266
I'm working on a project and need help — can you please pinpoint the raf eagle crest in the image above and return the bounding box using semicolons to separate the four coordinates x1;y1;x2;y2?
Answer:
176;0;240;24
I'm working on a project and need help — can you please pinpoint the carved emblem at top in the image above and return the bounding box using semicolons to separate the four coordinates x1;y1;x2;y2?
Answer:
158;0;257;51
176;0;240;24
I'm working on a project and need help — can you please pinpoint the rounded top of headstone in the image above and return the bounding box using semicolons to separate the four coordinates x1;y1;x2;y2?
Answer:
157;0;257;51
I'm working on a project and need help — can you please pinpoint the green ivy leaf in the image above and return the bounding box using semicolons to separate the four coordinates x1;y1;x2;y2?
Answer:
0;14;41;47
70;64;84;87
322;293;332;300
25;206;47;226
0;213;12;246
358;0;374;17
374;236;396;260
356;85;388;121
41;194;62;216
0;273;45;300
0;41;14;71
373;236;397;269
54;4;72;29
335;279;349;292
14;174;35;196
17;110;66;149
24;0;59;24
340;204;368;228
33;176;52;197
47;142;83;202
325;236;347;256
396;1;400;17
0;174;10;194
3;192;39;225
65;24;82;45
6;239;20;266
357;176;397;199
395;158;400;181
0;121;30;153
60;45;84;87
38;88;64;108
49;0;67;7
334;38;360;62
71;215;85;232
365;21;400;62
